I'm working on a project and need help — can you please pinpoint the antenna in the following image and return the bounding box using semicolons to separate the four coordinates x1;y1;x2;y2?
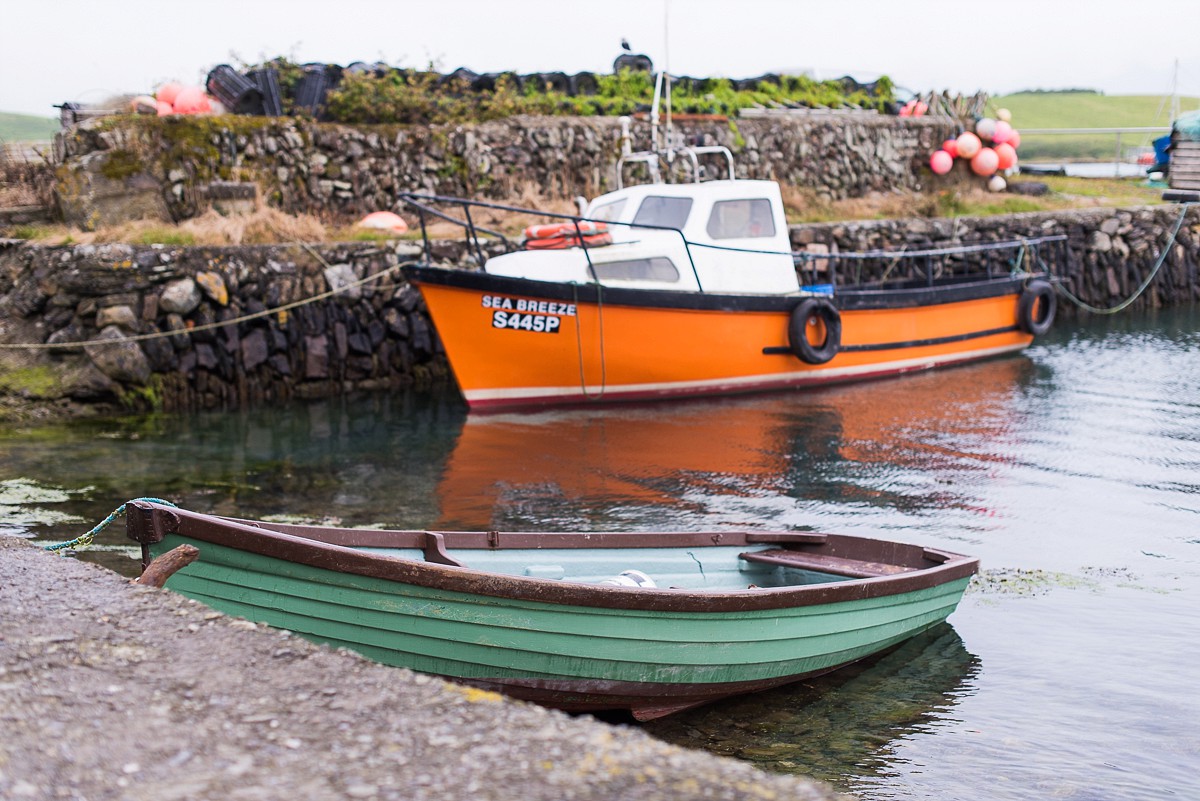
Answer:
663;0;672;151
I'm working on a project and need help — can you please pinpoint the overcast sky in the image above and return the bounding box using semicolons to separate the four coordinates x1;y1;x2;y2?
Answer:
4;0;1198;117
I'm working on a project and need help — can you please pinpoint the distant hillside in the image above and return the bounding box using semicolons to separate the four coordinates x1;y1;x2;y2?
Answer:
0;111;58;143
992;91;1200;160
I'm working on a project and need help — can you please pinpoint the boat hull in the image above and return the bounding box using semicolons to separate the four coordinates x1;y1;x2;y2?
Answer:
129;504;977;720
406;267;1037;410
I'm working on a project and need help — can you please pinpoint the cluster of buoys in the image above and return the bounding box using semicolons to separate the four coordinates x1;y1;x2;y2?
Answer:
929;108;1021;190
899;99;928;117
129;83;216;116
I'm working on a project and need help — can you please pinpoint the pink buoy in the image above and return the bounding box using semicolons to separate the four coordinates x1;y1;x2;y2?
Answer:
942;138;959;158
356;211;409;234
956;131;982;159
156;100;175;116
975;117;997;141
899;101;914;117
930;150;954;175
1008;129;1021;149
912;101;928;117
971;147;1000;176
173;86;209;115
156;82;183;106
995;142;1018;170
993;120;1014;145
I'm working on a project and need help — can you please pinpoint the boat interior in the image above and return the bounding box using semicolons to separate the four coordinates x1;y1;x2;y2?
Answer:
230;518;955;592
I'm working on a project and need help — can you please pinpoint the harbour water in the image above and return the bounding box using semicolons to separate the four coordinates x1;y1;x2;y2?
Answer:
3;306;1199;800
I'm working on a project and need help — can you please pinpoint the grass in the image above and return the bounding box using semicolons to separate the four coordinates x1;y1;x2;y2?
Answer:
784;175;1166;224
991;91;1200;161
0;111;58;143
6;174;1164;246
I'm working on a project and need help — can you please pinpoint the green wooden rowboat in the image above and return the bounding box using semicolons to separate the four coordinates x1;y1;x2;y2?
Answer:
126;500;978;720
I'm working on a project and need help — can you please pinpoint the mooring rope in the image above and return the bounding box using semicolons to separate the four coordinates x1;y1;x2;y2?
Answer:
1052;203;1195;315
0;256;417;352
43;497;178;554
571;282;607;400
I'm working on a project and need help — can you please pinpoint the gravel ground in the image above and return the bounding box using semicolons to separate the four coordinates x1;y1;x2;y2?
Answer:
0;536;842;801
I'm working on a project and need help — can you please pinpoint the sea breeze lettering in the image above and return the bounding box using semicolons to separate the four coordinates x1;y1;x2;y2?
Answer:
482;295;575;334
481;295;576;316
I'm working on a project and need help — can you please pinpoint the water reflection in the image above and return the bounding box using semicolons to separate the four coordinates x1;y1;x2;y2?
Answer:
7;356;1039;557
434;356;1036;531
643;624;979;790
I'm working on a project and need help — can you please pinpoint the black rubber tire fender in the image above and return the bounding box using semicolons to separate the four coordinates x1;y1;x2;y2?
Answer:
1017;279;1057;336
788;298;842;364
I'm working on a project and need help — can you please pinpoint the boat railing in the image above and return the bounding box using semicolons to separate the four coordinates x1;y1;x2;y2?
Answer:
615;145;737;189
399;192;709;291
793;234;1069;289
399;192;1066;292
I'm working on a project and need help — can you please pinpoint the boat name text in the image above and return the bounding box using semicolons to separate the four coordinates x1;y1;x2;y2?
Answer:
491;311;562;333
483;295;575;334
482;295;577;316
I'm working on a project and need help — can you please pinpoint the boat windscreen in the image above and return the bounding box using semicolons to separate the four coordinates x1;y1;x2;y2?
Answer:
633;196;693;229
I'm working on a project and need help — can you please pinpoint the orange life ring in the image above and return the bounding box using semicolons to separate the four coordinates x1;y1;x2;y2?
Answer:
523;221;607;240
525;232;613;250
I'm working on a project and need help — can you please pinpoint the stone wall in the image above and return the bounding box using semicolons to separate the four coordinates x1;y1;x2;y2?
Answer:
1;203;1197;416
0;239;447;415
791;205;1200;310
52;113;959;227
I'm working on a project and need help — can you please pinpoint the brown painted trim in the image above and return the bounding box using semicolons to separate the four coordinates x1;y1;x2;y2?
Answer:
127;502;979;613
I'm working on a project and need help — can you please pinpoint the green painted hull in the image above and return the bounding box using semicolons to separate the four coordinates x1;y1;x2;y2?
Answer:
149;535;970;717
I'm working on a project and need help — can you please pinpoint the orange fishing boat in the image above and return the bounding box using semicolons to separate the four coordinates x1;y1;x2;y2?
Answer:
404;140;1059;411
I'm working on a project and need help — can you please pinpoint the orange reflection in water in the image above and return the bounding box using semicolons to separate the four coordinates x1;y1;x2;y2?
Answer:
434;357;1035;529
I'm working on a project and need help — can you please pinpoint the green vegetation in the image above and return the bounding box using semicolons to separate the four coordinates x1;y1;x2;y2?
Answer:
131;227;196;246
98;149;144;181
993;91;1200;160
0;111;58;143
0;366;63;398
253;60;897;125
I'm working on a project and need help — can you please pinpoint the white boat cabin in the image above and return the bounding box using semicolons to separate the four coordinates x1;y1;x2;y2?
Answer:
484;178;801;295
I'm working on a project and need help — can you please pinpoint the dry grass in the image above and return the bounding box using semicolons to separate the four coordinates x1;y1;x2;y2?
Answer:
782;176;1167;224
12;205;335;247
3;173;1170;247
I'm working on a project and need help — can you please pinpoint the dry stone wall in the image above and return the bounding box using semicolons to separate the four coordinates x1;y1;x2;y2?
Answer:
1;204;1197;416
53;114;959;226
0;239;448;415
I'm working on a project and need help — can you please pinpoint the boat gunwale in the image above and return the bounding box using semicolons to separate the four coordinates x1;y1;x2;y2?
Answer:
404;263;1043;313
127;502;979;614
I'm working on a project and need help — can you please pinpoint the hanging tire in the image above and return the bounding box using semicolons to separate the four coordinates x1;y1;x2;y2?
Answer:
1018;280;1056;336
788;298;841;364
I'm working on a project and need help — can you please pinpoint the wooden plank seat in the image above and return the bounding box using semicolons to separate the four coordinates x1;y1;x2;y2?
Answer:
739;548;916;579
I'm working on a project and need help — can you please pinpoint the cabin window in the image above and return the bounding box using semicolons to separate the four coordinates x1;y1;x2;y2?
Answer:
592;257;680;282
589;199;626;222
632;196;693;230
705;199;776;239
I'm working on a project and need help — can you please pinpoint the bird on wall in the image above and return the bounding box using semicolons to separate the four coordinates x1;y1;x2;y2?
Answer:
621;38;632;52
